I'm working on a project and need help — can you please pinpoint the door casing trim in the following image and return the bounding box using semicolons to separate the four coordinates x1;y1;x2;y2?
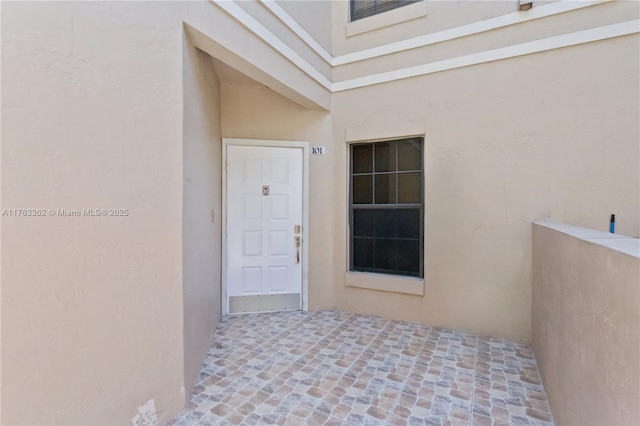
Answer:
222;138;310;316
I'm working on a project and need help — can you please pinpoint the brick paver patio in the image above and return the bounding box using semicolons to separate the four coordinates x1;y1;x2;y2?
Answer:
168;310;553;425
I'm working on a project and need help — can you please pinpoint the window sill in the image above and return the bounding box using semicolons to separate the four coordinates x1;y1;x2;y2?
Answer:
345;271;424;296
346;1;428;38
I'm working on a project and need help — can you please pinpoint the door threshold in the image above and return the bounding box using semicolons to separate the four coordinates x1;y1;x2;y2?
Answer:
228;293;301;314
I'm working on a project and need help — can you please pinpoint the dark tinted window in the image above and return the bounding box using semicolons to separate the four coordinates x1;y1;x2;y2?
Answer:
350;138;424;277
351;0;422;21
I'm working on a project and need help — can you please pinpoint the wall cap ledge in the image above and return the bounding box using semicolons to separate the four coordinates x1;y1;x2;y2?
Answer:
533;220;640;259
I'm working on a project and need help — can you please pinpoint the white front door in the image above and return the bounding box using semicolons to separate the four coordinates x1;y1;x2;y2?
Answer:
226;144;303;313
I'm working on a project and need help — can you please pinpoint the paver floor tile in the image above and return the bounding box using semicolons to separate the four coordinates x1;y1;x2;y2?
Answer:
169;311;553;425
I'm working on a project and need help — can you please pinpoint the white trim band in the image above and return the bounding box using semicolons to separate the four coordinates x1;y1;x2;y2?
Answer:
333;0;611;65
255;0;611;67
212;1;637;93
259;0;334;65
212;0;332;91
333;19;640;92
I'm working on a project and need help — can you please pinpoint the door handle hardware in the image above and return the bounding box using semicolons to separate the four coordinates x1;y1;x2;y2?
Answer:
262;185;270;196
294;236;301;264
294;224;301;234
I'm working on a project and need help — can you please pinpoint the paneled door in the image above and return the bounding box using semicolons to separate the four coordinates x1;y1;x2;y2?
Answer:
226;144;303;313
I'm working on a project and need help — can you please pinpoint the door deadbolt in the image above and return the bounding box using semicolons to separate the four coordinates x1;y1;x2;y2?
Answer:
294;236;301;264
262;185;269;196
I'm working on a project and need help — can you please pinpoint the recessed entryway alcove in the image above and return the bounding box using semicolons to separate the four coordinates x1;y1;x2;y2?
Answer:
182;21;333;404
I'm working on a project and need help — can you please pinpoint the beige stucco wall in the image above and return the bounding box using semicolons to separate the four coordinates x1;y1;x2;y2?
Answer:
233;0;331;81
182;40;223;398
332;0;515;56
220;83;335;310
1;2;187;424
2;0;639;422
331;34;640;343
1;1;328;423
532;221;639;425
277;0;332;53
184;9;330;111
332;1;639;83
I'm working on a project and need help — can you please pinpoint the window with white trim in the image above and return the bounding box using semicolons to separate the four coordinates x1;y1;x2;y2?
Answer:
349;138;424;277
350;0;422;21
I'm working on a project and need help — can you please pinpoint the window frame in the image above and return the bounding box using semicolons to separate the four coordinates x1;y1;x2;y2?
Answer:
348;137;425;278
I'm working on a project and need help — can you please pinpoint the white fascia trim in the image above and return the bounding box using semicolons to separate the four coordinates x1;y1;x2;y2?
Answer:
333;0;611;66
259;0;334;65
333;19;640;92
212;0;333;91
256;0;611;67
214;1;635;93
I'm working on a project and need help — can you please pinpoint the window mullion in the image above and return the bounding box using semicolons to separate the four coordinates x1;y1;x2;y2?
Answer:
394;142;398;204
371;144;376;205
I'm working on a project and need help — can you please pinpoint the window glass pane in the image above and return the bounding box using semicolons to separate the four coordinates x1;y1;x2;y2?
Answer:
374;142;396;172
374;174;396;204
351;0;376;20
397;239;420;274
351;0;421;21
397;172;421;204
397;139;422;171
353;175;373;204
353;209;374;237
376;0;400;13
353;238;374;269
352;144;373;174
398;208;420;239
374;209;398;238
374;239;397;271
350;137;424;278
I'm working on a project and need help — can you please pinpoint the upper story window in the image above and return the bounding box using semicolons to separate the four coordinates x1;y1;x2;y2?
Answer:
350;0;422;21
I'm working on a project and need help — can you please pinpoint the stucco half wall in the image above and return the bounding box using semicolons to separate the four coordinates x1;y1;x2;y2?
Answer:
532;221;639;425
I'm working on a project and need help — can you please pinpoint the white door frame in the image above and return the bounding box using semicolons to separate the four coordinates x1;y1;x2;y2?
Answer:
222;138;309;315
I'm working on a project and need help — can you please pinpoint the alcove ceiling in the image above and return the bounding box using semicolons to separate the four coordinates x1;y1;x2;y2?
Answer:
212;57;262;87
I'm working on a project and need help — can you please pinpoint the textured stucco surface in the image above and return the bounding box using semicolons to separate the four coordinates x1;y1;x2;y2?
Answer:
1;2;187;424
182;39;223;400
234;0;331;80
532;221;639;425
1;1;332;422
2;0;639;423
276;0;332;53
332;1;639;82
331;34;640;343
332;0;515;56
